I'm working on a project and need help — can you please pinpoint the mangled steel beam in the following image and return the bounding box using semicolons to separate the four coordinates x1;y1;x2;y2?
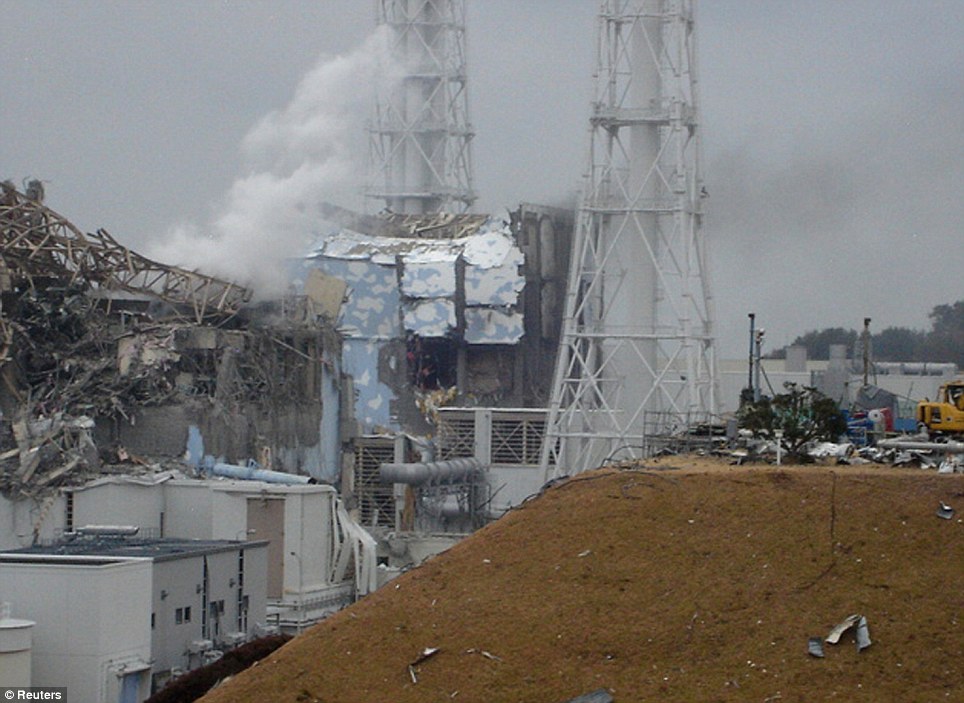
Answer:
0;182;250;322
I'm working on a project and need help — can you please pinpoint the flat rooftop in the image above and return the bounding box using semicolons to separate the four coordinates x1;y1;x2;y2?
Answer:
0;535;267;563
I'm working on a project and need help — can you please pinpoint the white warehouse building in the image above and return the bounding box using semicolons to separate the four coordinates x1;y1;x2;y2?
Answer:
0;535;268;700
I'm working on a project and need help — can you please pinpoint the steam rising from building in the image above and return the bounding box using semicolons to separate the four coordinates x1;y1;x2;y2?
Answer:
147;28;401;297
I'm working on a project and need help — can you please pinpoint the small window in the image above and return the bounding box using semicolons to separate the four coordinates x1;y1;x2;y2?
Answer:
151;612;156;630
175;608;183;625
184;606;192;622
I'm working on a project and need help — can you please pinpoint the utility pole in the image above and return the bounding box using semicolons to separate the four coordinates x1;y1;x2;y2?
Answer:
541;0;718;478
367;0;476;214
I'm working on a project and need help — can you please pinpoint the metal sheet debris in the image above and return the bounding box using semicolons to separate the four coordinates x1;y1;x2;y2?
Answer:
855;615;872;651
825;614;862;644
825;613;871;652
807;637;825;658
408;646;441;684
561;690;614;703
937;502;955;520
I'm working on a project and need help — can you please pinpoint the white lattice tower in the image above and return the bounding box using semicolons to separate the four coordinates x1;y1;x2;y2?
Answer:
367;0;476;214
541;0;718;478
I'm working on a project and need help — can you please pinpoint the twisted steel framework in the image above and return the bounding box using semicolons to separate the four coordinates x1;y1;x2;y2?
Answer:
0;182;250;323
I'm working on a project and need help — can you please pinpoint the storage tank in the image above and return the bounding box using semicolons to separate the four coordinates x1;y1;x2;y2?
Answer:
0;602;35;687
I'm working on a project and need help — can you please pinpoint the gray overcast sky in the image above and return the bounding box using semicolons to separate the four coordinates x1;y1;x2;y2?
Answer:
2;1;962;358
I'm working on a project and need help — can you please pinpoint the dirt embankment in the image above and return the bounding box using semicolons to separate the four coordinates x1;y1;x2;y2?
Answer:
200;460;964;702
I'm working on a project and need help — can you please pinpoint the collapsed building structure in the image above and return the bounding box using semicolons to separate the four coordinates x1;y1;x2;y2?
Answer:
0;181;574;589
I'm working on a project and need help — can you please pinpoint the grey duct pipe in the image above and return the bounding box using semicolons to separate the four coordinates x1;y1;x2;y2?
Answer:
876;439;964;454
209;462;314;485
380;458;481;486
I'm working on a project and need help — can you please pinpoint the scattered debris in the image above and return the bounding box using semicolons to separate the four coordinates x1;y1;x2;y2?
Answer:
561;690;613;703
825;614;861;645
807;637;825;658
465;648;502;662
824;613;871;652
407;646;440;684
808;442;855;461
938;456;964;474
937;502;955;520
855;616;871;651
198;467;964;702
1;181;341;495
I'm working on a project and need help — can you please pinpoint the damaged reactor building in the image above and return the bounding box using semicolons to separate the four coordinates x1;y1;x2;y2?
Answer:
0;178;573;692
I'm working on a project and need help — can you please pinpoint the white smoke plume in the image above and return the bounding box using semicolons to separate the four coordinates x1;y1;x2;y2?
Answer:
147;28;399;297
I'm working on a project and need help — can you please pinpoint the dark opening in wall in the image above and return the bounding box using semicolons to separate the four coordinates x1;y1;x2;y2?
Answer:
407;335;458;390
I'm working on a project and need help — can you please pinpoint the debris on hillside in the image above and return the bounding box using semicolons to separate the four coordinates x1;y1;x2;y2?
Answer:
823;613;872;652
198;463;964;703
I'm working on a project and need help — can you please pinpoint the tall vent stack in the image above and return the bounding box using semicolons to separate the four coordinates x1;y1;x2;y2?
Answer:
541;0;718;477
367;0;476;214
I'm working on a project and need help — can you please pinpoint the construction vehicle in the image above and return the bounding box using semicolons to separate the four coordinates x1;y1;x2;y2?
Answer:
917;379;964;435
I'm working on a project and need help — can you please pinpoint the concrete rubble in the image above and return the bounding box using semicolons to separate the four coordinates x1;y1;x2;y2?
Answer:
1;180;340;498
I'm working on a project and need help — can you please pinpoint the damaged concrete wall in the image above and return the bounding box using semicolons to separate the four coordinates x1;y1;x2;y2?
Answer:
511;204;574;406
1;182;343;506
0;289;342;497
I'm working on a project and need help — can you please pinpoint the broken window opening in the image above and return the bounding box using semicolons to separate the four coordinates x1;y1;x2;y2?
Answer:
406;335;458;391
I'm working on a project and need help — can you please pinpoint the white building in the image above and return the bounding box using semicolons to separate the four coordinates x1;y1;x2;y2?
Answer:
65;476;376;631
0;535;268;700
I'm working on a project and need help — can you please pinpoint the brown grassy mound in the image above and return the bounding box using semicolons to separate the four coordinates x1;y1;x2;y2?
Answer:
200;461;964;702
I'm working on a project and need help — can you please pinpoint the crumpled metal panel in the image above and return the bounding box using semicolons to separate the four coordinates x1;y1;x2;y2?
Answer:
311;229;463;264
403;299;457;337
464;308;524;344
401;259;457;298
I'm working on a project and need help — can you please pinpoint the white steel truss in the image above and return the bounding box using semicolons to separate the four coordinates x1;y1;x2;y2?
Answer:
541;0;718;478
368;0;476;214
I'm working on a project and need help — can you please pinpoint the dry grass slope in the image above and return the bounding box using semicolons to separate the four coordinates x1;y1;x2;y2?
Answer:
200;460;964;702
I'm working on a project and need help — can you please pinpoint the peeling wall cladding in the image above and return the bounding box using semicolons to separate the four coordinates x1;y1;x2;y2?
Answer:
341;339;393;430
465;262;524;306
400;259;457;299
304;257;400;339
114;402;329;479
304;222;526;432
403;299;457;337
464;308;525;344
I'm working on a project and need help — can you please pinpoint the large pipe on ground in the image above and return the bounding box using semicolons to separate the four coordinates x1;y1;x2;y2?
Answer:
380;458;481;486
876;439;964;453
